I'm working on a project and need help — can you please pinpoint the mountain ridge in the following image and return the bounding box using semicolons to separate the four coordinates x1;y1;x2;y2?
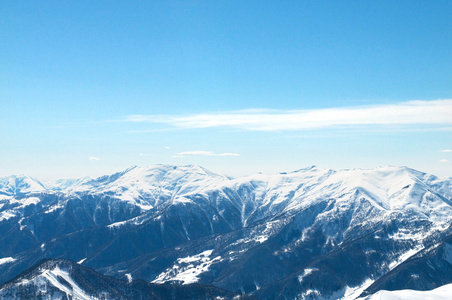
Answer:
1;164;451;299
0;258;254;300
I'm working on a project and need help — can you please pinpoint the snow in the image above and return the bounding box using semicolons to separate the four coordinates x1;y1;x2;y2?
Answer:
78;258;87;264
173;197;194;204
0;257;15;265
43;204;64;214
296;289;321;299
298;268;318;283
2;165;451;233
0;211;16;221
49;176;92;190
108;220;128;228
0;195;12;201
56;165;232;211
1;164;452;299
358;283;452;300
178;250;214;263
0;197;43;221
107;213;152;228
125;273;132;283
388;247;422;270
255;235;268;243
254;220;281;243
388;228;425;241
12;266;93;300
9;196;41;208
339;278;375;300
41;267;92;300
153;250;221;284
0;175;47;195
225;165;452;230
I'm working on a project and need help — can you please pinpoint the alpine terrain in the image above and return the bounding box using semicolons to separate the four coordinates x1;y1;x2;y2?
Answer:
1;165;452;299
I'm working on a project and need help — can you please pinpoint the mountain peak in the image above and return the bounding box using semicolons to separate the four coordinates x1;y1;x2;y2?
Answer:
0;174;47;195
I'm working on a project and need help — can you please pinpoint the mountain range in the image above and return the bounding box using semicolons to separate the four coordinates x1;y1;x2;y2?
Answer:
1;164;451;299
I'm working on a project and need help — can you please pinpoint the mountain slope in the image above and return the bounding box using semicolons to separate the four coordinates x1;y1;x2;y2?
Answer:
360;225;452;296
0;165;451;299
357;283;452;300
0;259;252;299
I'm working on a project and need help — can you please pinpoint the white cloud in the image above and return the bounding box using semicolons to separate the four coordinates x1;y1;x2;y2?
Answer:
139;153;152;156
89;157;100;161
440;149;452;153
176;151;240;157
123;99;452;132
440;159;449;163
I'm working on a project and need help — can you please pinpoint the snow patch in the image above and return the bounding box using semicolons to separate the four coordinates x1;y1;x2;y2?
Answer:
14;266;93;300
388;247;422;270
6;197;41;209
43;204;64;214
357;283;452;300
0;257;15;265
125;273;133;283
298;268;318;283
389;228;425;241
152;250;221;284
78;258;86;264
107;220;128;228
44;267;92;300
340;278;374;300
0;210;16;221
296;289;321;299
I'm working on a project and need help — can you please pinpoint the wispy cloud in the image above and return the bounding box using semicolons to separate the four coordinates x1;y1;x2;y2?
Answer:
89;157;100;161
440;149;452;153
139;153;152;156
440;159;449;163
123;100;452;132
174;151;240;158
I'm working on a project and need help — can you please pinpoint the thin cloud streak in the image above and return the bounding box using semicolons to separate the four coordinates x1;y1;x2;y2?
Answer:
89;157;100;161
124;100;452;132
440;149;452;153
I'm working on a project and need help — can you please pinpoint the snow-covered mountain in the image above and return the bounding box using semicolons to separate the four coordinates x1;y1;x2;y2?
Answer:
0;165;451;299
0;174;47;196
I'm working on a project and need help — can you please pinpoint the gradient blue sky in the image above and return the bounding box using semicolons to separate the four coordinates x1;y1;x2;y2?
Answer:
1;1;451;180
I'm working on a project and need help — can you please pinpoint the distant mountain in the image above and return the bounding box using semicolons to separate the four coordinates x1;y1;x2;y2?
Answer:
0;165;451;299
0;174;47;196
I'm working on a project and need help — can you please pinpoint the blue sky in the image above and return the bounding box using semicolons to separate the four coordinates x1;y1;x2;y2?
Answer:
1;1;451;180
